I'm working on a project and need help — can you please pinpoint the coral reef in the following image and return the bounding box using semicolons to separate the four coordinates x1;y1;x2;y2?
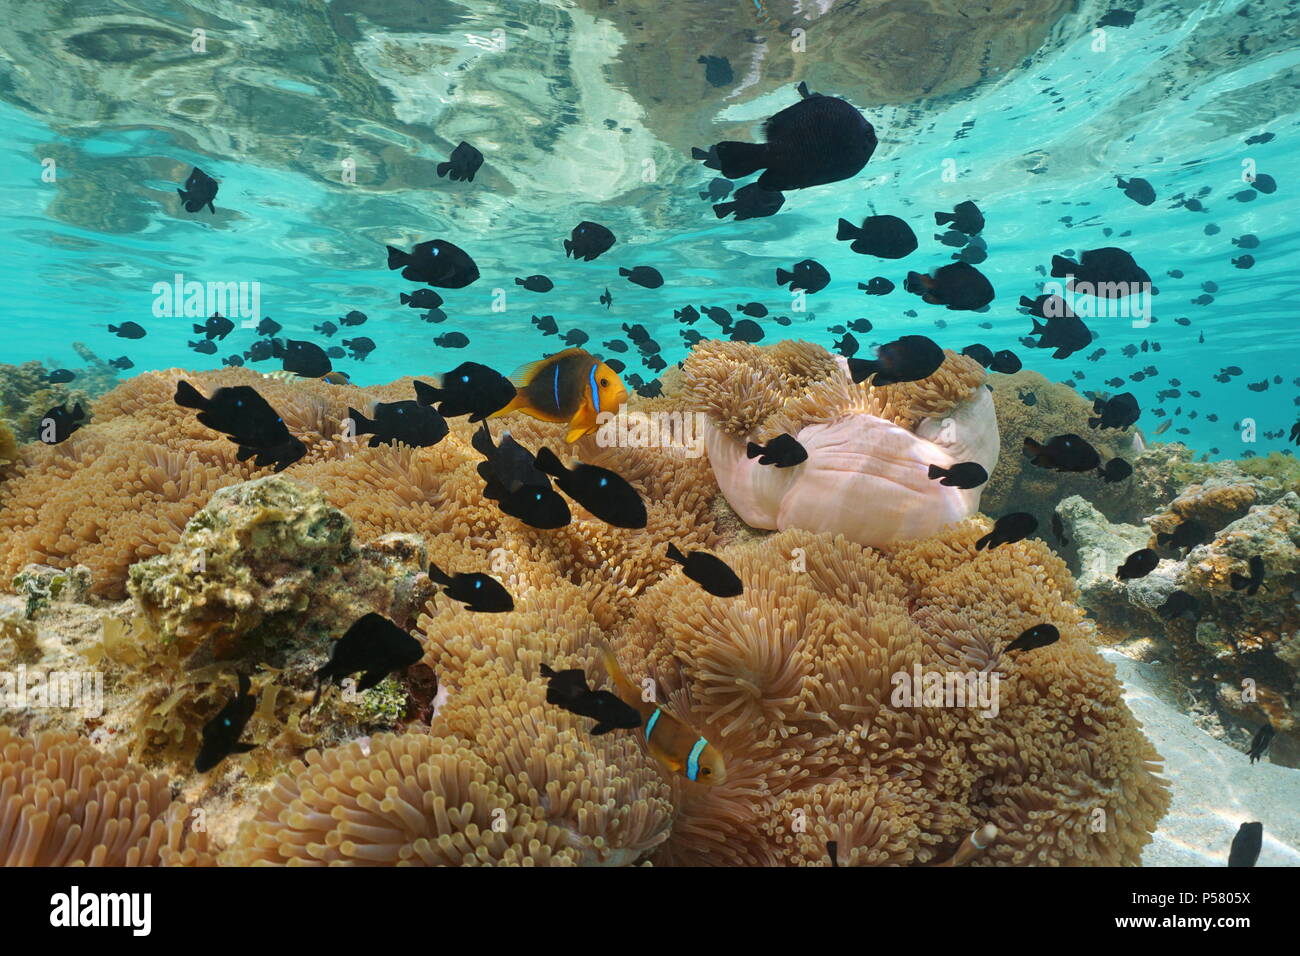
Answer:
0;728;210;865
0;366;1173;865
682;340;1000;547
1063;491;1300;767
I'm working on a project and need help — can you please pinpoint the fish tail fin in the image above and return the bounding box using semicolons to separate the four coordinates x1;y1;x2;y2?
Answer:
593;638;637;702
563;239;573;257
1116;176;1128;188
207;200;216;213
426;561;452;586
690;146;709;160
412;379;440;406
515;277;525;285
533;445;565;477
835;218;860;241
108;325;119;333
399;292;412;304
927;464;946;479
746;441;763;460
385;245;410;270
1050;255;1074;277
173;380;206;410
1018;295;1036;310
904;271;931;293
714;140;767;179
436;161;451;178
935;211;954;225
192;324;205;334
712;200;735;219
1030;318;1046;335
776;267;792;285
846;358;878;384
666;542;687;566
470;421;497;460
346;407;373;435
1023;438;1045;460
618;267;631;277
539;663;556;678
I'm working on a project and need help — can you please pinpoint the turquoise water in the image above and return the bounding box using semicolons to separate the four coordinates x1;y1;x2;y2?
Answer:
1;0;1297;457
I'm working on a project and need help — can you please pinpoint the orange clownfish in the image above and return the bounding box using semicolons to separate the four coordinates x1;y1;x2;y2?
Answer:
491;348;627;443
600;644;726;785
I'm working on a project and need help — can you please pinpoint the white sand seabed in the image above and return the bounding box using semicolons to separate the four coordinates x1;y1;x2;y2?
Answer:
1102;649;1300;867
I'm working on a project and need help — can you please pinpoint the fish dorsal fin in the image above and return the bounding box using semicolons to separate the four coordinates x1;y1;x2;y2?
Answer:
509;348;591;387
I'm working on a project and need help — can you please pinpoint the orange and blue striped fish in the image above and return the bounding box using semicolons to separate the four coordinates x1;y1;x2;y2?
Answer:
491;348;627;443
600;645;726;785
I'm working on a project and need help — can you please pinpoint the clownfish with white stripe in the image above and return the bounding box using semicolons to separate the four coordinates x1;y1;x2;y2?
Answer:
598;643;726;785
490;347;628;443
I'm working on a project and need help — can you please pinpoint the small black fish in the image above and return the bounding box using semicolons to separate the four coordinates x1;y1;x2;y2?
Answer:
666;542;743;597
435;331;470;348
708;86;876;191
833;332;859;358
339;310;367;327
539;663;642;734
737;302;768;318
848;335;944;385
962;344;994;367
174;380;305;472
857;277;894;295
35;402;86;444
1248;723;1274;763
108;321;147;339
746;433;808;468
46;368;75;384
516;274;554;293
534;446;647;529
836;215;917;258
472;423;570;529
1050;513;1068;546
195;673;256;772
905;262;994;311
1116;176;1156;206
244;340;274;362
386;239;480;288
313;320;338;337
675;305;700;325
619;266;664;289
194;312;235;340
1117;548;1160;580
714;183;785;220
976;512;1038;551
1230;555;1265;596
189;339;218;355
177;166;218;214
1098;458;1132;483
699;178;733;202
698;54;733;87
257;317;282;336
827;841;839;867
1004;623;1060;655
565;221;616;261
728;319;764;343
1157;590;1197;621
427;561;515;613
532;314;559;336
599;287;613;309
420;309;448;324
846;318;872;333
776;259;830;294
348;400;448;448
314;613;424;704
108;356;134;370
1228;822;1263;867
1156;518;1209;552
1023;434;1101;472
933;200;984;236
989;350;1021;374
437;141;484;182
222;355;244;368
701;306;733;329
273;338;333;378
927;462;988;489
1019;389;1037;407
400;289;445;310
1020;295;1091;359
414;362;516;421
1090;392;1140;429
1051;247;1151;293
326;346;346;360
342;336;375;361
563;329;590;347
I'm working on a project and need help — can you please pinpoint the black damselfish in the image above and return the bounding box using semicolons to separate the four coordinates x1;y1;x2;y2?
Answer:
174;380;305;472
1117;548;1160;580
534;446;647;528
386;239;480;288
848;335;944;385
1023;434;1101;473
428;561;515;613
472;423;571;529
666;542;743;597
1228;822;1262;867
437;141;484;182
1004;623;1060;655
348;400;448;448
975;512;1038;551
195;673;256;772
314;613;424;704
565;221;616;261
1230;554;1265;596
539;663;642;735
177;166;218;214
927;462;988;489
746;433;808;468
36;402;86;444
414;363;516;421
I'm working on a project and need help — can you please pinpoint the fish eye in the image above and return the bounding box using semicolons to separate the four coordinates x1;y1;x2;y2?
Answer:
474;580;481;588
534;492;542;501
600;378;609;387
461;375;469;383
700;767;711;775
598;477;607;487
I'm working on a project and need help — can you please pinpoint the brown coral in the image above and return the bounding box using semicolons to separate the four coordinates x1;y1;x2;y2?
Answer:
0;728;206;865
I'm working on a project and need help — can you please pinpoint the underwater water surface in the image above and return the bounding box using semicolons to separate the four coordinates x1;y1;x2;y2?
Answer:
1;0;1299;885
